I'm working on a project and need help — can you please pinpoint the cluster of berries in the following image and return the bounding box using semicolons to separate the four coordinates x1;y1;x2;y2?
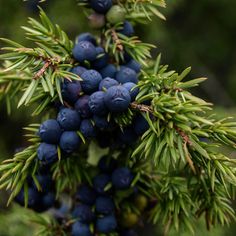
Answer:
82;0;132;31
15;171;55;212
53;155;146;236
16;3;152;235
36;30;149;165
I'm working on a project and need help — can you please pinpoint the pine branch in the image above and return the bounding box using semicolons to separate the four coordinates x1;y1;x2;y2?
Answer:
104;26;155;65
0;8;78;111
52;156;91;197
123;0;166;22
0;124;41;205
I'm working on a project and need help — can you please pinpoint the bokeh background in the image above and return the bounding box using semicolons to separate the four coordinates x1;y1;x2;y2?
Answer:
0;0;236;235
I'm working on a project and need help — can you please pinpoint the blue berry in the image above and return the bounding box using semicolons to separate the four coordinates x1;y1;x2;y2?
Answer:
123;52;132;63
88;91;107;115
59;131;81;153
79;119;97;138
62;81;82;104
81;70;103;94
133;114;149;135
57;108;81;131
119;21;134;37
123;82;139;101
42;192;55;209
32;174;53;193
16;188;40;208
118;127;138;145
112;167;134;190
72;204;94;223
39;119;62;144
70;66;87;76
90;0;113;14
99;77;119;91
104;85;131;112
76;33;97;45
93;174;110;194
116;66;138;84
73;41;97;62
76;185;96;205
75;95;92;119
72;221;92;236
126;59;141;73
92;47;109;70
97;131;112;148
37;143;58;165
95;196;115;215
98;156;117;173
100;64;117;78
93;115;111;130
121;229;138;236
96;215;117;233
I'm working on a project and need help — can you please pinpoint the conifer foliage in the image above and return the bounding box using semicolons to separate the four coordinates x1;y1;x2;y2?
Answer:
0;0;236;235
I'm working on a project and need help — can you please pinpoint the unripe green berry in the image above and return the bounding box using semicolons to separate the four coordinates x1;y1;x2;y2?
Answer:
120;212;139;228
134;194;148;212
106;5;126;24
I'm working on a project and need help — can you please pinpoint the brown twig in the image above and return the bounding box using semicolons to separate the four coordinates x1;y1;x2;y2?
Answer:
130;102;154;113
33;59;52;80
111;28;124;51
175;126;192;146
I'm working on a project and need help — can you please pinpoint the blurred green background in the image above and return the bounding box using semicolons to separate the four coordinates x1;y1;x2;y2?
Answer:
0;0;236;235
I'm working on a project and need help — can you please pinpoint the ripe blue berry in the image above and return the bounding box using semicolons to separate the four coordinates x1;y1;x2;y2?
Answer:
123;82;139;101
100;64;117;78
75;95;92;119
93;174;110;194
57;108;81;131
126;59;141;73
59;131;81;153
123;51;132;63
15;188;40;207
37;143;58;165
121;229;138;236
73;41;97;62
72;204;94;223
116;66;138;84
70;66;87;76
76;185;96;205
104;85;131;113
42;192;55;209
62;81;82;104
119;21;134;37
96;131;112;148
89;91;107;115
76;33;97;45
99;77;119;91
98;156;117;173
80;70;103;94
39;119;62;144
133;114;149;135
93;115;111;130
112;167;134;190
95;196;115;215
72;221;92;236
92;47;109;70
32;175;53;193
79;119;97;138
96;215;117;233
118;127;138;145
90;0;113;14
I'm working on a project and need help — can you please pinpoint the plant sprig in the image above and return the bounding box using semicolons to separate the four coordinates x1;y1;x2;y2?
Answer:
0;8;78;113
